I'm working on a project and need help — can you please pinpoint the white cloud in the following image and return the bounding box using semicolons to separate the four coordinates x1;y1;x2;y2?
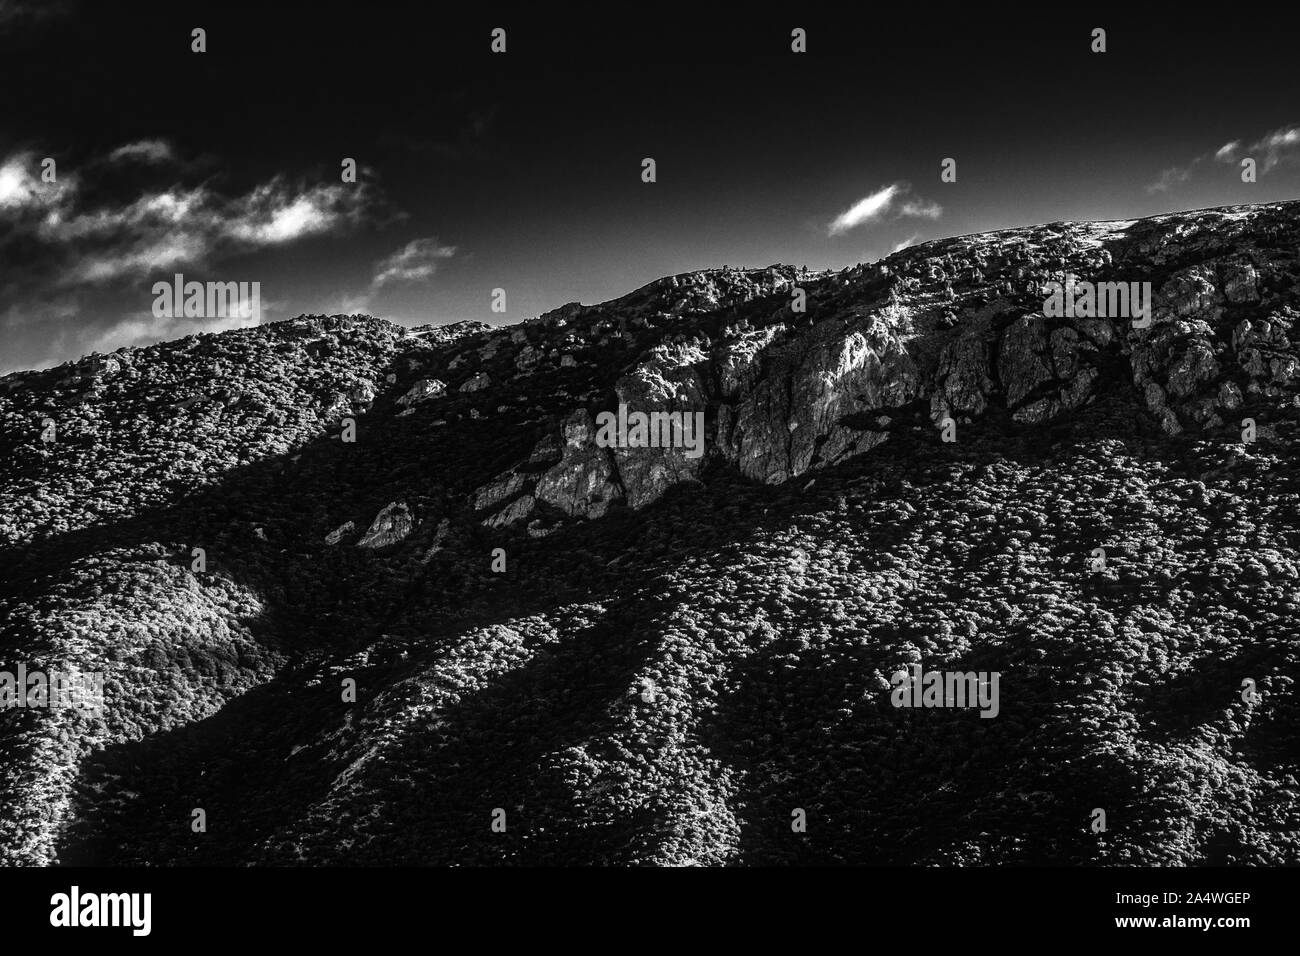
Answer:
899;199;942;220
108;139;176;165
1151;123;1300;190
23;176;377;286
1215;141;1240;161
828;183;942;236
829;185;900;235
0;141;392;371
1258;127;1300;149
1147;163;1197;193
0;150;74;212
0;158;34;208
327;237;460;317
1252;125;1300;171
70;235;209;284
372;237;457;286
891;234;921;254
223;180;373;247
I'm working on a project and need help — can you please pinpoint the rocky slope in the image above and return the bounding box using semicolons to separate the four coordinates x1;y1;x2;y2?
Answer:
1;201;1298;865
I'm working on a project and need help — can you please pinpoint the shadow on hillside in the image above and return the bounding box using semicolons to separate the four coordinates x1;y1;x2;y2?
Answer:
4;380;1276;864
701;640;1152;865
55;543;711;865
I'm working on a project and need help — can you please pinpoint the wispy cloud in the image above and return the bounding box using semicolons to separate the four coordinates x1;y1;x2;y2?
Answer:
1147;162;1198;193
327;237;460;318
0;141;391;372
828;183;942;236
899;198;942;219
4;163;379;281
1148;123;1300;191
372;237;457;286
107;139;177;165
1244;125;1300;172
1214;141;1240;161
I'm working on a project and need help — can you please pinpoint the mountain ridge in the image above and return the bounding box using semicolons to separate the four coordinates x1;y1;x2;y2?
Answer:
2;199;1298;865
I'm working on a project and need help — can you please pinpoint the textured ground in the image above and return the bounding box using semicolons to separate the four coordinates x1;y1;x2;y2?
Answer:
2;201;1298;865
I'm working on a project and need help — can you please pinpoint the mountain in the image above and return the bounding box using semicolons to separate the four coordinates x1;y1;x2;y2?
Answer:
2;201;1298;865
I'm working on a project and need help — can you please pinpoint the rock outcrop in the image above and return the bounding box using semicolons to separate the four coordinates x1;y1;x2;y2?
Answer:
466;203;1299;527
356;501;416;549
534;410;623;519
396;378;446;406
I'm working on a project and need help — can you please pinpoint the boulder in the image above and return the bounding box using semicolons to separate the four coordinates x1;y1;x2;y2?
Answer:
356;502;416;549
397;378;446;406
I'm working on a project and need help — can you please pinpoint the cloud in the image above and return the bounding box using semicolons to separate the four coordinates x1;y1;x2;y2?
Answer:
891;234;921;254
829;185;901;235
1149;123;1300;191
899;199;942;219
108;139;176;165
372;237;457;286
0;154;41;209
829;183;942;236
1208;127;1299;172
0;141;390;372
1215;141;1240;161
325;237;460;318
16;174;379;286
1147;162;1198;193
0;150;73;211
1251;125;1300;171
224;180;372;246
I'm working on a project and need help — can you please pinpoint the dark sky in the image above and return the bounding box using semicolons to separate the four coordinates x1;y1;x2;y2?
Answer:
2;0;1299;373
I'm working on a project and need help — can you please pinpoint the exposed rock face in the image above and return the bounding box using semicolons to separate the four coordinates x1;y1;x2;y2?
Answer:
18;205;1299;545
934;331;994;417
396;378;446;406
482;494;535;528
1000;315;1054;408
322;380;378;418
534;410;623;519
729;314;916;484
1234;308;1298;397
474;471;528;511
471;433;562;527
356;501;415;549
610;344;711;508
325;520;355;545
458;202;1300;527
419;518;452;563
717;325;785;398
